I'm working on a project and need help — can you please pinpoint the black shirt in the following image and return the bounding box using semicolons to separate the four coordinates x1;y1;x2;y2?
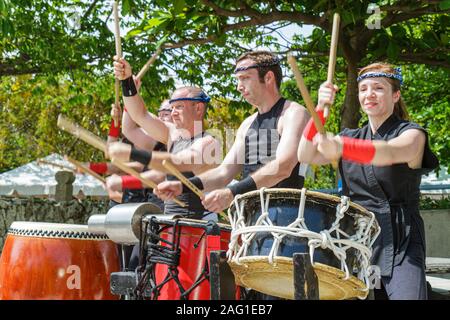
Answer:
164;132;210;217
243;97;305;188
339;114;438;276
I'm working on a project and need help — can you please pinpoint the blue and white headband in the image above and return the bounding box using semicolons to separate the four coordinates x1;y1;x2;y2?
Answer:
169;91;211;104
357;67;403;86
234;57;281;73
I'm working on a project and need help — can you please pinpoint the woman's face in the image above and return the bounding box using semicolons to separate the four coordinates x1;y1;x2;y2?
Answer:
358;77;400;118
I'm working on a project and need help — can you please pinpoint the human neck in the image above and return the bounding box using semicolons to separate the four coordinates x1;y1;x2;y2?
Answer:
180;120;204;138
255;91;282;114
369;113;393;134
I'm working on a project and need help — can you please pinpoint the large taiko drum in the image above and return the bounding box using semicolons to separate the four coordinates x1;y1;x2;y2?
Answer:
136;217;232;300
0;222;120;300
227;188;380;300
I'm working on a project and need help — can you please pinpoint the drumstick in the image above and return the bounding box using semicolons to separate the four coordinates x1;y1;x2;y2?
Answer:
111;158;187;208
325;13;340;117
136;46;163;81
287;54;325;134
113;1;122;128
162;160;204;198
287;55;338;168
64;155;106;184
37;159;75;172
57;115;108;154
162;160;229;222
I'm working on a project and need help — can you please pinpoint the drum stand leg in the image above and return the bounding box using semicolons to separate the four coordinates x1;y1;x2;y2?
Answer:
209;250;237;300
293;253;319;300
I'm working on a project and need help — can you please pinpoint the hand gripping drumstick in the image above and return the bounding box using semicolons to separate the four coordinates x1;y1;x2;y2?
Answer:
112;159;187;208
112;1;122;128
162;160;229;222
136;46;163;81
287;55;338;168
64;155;106;184
57;115;187;207
325;13;340;118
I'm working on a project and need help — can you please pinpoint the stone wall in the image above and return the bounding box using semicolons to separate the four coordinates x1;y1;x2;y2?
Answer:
0;196;109;254
422;209;450;258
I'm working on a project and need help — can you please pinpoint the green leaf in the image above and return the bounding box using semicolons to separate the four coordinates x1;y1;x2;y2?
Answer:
122;0;131;15
146;17;168;29
439;0;450;10
173;0;186;15
127;28;143;37
387;41;400;59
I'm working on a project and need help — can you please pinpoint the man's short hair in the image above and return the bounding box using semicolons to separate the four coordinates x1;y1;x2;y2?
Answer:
158;99;171;112
235;51;282;89
171;86;209;117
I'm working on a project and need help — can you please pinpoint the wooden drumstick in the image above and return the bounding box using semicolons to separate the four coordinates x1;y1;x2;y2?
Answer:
37;159;75;172
162;160;229;222
57;114;107;154
287;54;325;134
113;1;122;127
287;55;338;168
325;13;340;117
111;158;187;208
64;155;106;184
136;46;163;81
162;160;204;198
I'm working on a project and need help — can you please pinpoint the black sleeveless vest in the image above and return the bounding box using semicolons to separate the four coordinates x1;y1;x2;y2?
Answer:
164;132;209;217
121;141;166;211
243;97;304;188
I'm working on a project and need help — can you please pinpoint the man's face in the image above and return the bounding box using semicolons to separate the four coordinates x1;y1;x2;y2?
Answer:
169;89;198;129
158;110;173;123
234;59;266;105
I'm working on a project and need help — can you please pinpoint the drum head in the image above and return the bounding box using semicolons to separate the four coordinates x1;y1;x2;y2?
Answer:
229;256;367;300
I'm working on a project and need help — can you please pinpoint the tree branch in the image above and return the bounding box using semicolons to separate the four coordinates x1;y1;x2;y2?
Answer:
382;5;450;28
200;0;321;26
397;53;450;69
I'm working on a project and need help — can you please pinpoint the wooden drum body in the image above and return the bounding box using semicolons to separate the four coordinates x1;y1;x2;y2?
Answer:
0;222;120;300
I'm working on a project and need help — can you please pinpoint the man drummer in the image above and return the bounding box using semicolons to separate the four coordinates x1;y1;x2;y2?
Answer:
110;56;221;220
155;50;310;213
105;98;174;210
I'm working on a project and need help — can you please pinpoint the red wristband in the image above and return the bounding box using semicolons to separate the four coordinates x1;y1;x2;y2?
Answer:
341;136;376;164
108;119;121;138
121;175;143;189
89;162;108;174
303;109;326;141
123;107;127;112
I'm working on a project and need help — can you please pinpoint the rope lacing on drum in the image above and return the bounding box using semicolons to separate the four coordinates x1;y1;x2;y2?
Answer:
134;217;209;300
227;188;380;295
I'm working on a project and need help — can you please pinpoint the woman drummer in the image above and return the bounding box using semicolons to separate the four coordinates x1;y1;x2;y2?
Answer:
297;62;438;300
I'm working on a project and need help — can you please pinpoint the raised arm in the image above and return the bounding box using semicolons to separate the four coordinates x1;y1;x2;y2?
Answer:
122;108;158;151
113;56;174;145
297;82;338;165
